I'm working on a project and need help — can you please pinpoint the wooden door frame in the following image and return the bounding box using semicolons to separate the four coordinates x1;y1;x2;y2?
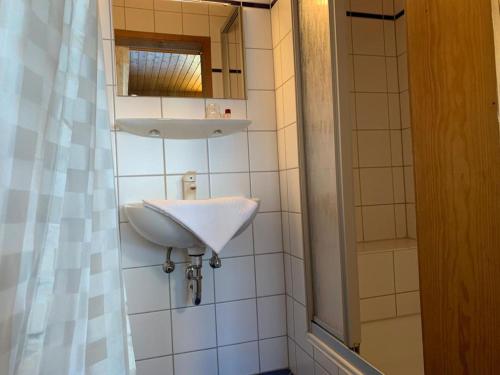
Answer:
406;0;500;373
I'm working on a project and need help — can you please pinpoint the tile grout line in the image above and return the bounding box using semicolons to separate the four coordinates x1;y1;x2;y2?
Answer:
359;288;420;301
136;334;288;363
273;12;296;368
381;8;400;240
245;86;262;374
393;7;410;239
278;4;296;368
268;8;292;370
159;93;177;374
206;10;221;373
348;9;365;242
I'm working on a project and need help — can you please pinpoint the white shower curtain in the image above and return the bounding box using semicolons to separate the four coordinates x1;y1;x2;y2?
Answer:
0;0;135;374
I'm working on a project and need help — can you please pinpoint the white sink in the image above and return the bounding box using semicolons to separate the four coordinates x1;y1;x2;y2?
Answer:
124;199;260;250
124;198;259;306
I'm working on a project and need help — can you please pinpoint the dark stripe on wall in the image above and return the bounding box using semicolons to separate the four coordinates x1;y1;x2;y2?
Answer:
270;0;278;8
206;0;241;6
242;1;271;9
208;0;271;9
346;9;405;20
212;69;242;74
260;369;292;375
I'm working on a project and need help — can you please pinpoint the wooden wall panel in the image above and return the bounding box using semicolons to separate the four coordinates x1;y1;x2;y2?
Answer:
406;0;500;373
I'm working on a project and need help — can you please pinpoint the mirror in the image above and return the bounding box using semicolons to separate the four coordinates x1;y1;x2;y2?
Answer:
114;1;245;99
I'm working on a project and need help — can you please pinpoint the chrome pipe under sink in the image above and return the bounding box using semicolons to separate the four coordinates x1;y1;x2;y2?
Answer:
186;255;203;305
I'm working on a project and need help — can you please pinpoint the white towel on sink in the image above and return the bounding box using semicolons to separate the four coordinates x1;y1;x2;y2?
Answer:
143;197;259;253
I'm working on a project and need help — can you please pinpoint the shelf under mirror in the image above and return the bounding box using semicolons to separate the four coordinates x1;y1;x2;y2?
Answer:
115;118;251;139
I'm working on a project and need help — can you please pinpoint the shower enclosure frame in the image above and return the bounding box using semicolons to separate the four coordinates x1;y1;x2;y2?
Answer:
290;0;361;351
289;0;386;372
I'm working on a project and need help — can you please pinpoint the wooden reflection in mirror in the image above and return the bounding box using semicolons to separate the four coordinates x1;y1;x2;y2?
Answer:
114;29;212;98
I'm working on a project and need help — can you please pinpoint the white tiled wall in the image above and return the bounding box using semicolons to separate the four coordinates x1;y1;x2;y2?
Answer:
99;1;288;374
100;0;419;373
394;0;417;240
272;0;360;374
271;0;306;373
357;239;420;322
346;0;416;243
347;0;420;327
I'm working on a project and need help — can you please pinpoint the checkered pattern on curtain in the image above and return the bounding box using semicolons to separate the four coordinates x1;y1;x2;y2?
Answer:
0;0;135;374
